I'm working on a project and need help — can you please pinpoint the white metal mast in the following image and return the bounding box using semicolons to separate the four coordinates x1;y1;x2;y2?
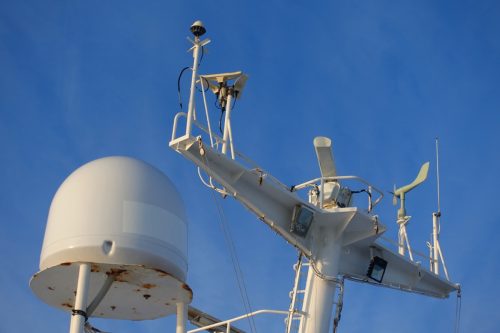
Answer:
429;138;450;280
170;21;460;333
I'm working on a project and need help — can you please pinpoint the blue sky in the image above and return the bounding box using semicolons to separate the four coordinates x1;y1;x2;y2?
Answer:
1;1;499;332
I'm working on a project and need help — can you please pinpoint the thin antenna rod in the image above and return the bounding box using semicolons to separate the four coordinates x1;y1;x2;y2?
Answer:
435;137;441;214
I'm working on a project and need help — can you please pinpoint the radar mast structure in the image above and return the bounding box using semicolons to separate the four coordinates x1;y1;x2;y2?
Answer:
170;21;460;333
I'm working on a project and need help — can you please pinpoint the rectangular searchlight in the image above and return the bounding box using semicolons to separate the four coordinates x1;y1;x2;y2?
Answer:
291;205;314;237
367;256;388;283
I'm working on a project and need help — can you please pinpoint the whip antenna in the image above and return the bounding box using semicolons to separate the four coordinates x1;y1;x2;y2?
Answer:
436;137;441;214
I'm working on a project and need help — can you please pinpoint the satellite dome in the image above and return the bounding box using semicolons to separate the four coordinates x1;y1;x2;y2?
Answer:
39;156;188;280
30;156;191;320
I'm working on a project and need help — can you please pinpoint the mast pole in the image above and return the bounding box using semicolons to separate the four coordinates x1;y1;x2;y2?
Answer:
185;21;209;137
432;212;440;274
185;37;202;137
221;90;234;157
299;227;342;333
432;138;441;275
69;263;91;333
176;302;187;333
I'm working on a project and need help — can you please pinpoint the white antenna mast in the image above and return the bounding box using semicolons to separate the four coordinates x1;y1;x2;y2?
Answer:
430;138;450;280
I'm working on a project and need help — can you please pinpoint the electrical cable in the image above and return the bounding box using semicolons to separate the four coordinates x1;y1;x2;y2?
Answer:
177;66;191;111
209;186;258;333
198;141;258;333
199;46;205;66
196;76;210;93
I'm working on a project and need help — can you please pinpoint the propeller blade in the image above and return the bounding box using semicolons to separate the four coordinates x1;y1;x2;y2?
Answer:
313;136;337;178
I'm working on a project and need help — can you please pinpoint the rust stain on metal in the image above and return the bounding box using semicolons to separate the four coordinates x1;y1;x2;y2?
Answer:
142;283;156;289
110;306;116;311
91;264;100;273
60;262;72;266
181;283;192;293
32;273;39;279
62;303;72;308
165;302;170;306
143;294;151;300
135;288;141;292
48;286;55;291
153;268;170;277
107;268;128;282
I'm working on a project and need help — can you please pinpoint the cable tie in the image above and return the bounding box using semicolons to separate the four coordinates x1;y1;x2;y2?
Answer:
72;309;88;322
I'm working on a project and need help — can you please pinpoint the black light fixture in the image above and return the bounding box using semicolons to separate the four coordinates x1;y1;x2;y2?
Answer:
290;205;314;237
367;256;388;283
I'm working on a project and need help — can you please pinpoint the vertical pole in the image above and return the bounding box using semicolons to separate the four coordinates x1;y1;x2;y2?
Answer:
221;92;234;155
398;226;405;256
432;213;440;275
69;263;91;333
186;38;202;137
176;302;187;333
397;193;406;256
299;227;341;333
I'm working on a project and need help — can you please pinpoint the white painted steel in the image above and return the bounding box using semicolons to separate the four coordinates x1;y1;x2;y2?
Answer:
433;213;440;275
299;227;342;333
286;254;303;333
176;302;187;333
313;136;337;178
69;263;91;333
40;156;188;281
170;27;459;333
187;310;290;333
30;262;193;320
186;37;202;137
222;92;234;157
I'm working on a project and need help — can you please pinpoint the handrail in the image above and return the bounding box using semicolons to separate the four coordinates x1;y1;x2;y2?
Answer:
187;309;291;333
172;111;224;145
292;175;384;211
378;236;432;263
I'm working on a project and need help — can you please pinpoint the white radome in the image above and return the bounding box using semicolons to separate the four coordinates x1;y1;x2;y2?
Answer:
39;156;188;281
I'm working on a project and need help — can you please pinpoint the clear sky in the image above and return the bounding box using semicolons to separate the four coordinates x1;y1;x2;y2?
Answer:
1;1;499;332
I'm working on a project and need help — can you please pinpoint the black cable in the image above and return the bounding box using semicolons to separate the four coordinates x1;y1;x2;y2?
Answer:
231;94;237;110
196;76;210;93
199;46;205;66
351;189;372;200
177;66;191;111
